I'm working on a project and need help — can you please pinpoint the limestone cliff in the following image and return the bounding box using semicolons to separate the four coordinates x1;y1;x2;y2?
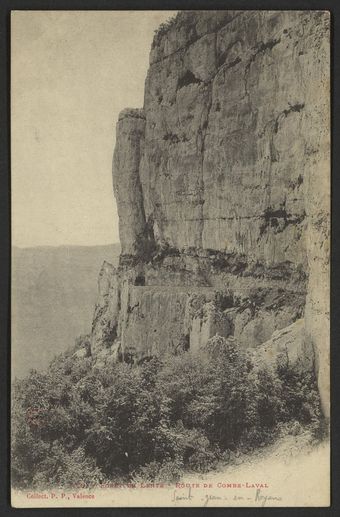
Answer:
91;12;330;415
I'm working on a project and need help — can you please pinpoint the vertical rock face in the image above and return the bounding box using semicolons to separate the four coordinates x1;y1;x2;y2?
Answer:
92;11;330;414
140;11;316;265
112;108;155;258
300;16;330;416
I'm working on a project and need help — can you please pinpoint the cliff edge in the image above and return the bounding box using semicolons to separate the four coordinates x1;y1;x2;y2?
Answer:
91;12;329;415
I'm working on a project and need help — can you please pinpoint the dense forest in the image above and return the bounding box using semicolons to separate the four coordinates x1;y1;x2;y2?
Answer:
12;335;326;489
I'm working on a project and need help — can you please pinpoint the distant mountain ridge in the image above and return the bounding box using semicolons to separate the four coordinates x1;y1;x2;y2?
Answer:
12;243;120;379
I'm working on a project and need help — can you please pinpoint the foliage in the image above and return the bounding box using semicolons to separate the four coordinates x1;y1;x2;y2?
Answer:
152;14;179;47
12;338;325;489
152;12;199;49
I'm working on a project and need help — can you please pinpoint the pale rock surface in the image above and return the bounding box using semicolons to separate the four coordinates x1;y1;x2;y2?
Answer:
254;318;314;373
91;11;330;414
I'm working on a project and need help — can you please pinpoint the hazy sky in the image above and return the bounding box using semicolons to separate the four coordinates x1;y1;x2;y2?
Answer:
11;10;174;248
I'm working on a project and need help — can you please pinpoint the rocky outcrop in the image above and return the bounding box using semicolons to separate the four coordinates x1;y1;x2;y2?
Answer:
133;11;319;265
91;11;330;415
112;109;154;257
253;319;314;372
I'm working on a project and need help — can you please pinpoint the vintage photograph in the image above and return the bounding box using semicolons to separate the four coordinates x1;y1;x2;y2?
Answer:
11;10;330;507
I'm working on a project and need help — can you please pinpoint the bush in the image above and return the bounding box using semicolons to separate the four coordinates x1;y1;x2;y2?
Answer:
132;457;184;484
152;14;179;47
31;445;104;489
11;336;326;489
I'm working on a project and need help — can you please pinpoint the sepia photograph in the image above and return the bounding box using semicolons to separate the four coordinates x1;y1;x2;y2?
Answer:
11;9;330;507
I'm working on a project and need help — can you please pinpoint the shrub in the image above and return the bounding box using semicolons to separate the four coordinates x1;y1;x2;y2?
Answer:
31;445;104;489
132;457;184;483
152;14;179;47
11;335;326;488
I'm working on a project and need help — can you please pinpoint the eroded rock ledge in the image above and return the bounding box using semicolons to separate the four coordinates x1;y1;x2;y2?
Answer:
91;11;329;415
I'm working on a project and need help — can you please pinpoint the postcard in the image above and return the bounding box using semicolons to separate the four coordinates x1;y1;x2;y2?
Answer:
11;10;330;507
